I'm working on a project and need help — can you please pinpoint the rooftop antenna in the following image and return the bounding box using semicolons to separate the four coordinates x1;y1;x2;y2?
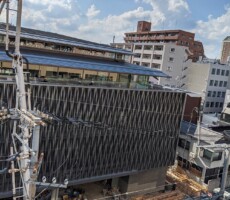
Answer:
113;35;115;43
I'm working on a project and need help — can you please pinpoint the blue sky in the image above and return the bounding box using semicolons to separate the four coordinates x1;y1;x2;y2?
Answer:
2;0;230;58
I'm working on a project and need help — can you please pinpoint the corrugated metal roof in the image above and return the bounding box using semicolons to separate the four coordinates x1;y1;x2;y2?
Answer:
0;51;169;77
0;23;133;55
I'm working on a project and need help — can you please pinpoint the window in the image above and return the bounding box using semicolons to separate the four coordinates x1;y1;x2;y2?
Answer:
219;81;223;87
151;63;161;69
178;138;190;150
211;68;216;75
221;70;225;76
142;54;151;59
134;53;141;58
154;45;163;51
152;54;162;60
207;91;211;97
135;45;142;50
222;92;226;98
203;149;212;161
215;102;219;108
224;81;227;87
216;69;220;75
170;48;175;52
142;62;150;67
144;45;152;50
226;70;229;76
217;91;221;97
220;102;223;107
209;80;214;86
212;91;216;97
206;102;210;107
212;152;222;161
169;57;174;62
210;102;214;107
214;80;218;86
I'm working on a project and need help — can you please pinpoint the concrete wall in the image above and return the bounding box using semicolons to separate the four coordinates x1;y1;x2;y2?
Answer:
115;167;167;195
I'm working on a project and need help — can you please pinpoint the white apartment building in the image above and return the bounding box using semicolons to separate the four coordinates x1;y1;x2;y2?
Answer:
186;60;230;113
111;42;192;88
131;43;192;88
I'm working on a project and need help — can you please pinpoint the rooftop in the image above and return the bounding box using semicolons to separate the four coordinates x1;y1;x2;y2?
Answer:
0;48;169;78
0;23;133;55
224;36;230;41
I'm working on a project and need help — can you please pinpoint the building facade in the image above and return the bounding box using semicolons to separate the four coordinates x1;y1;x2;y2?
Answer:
111;42;192;89
220;36;230;64
124;21;204;62
186;60;230;113
0;24;186;198
178;122;230;192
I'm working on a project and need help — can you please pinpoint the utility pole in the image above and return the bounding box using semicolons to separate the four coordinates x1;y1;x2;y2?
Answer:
2;1;68;199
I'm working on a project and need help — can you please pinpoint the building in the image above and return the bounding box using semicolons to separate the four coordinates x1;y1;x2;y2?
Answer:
124;21;204;62
178;121;230;192
186;59;230;113
111;42;192;88
0;25;186;198
220;36;230;64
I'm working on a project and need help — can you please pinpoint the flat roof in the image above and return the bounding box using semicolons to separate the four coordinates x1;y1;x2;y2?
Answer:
0;23;133;55
0;50;169;78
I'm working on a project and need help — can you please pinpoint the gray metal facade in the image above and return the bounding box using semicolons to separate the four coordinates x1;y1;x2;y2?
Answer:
0;82;185;196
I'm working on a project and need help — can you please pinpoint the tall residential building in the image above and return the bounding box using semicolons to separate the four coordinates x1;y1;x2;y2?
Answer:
186;59;230;113
220;36;230;64
112;42;192;88
124;21;204;62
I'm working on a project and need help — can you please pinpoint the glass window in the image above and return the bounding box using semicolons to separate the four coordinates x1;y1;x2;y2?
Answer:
224;81;227;87
211;68;216;75
217;91;221;97
135;45;142;50
206;102;210;107
203;149;212;161
226;70;229;76
210;102;214;107
209;80;214;86
212;91;216;97
169;57;174;62
143;45;153;50
214;80;218;86
216;69;220;75
219;81;223;87
222;92;226;98
221;70;225;76
220;102;223;107
170;48;175;52
178;138;190;150
207;91;211;97
215;102;219;108
212;152;222;161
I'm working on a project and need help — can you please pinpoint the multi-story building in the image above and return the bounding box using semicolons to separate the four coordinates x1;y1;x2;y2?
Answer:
0;24;186;198
111;42;192;88
178;121;230;192
186;59;230;113
124;21;204;62
220;36;230;64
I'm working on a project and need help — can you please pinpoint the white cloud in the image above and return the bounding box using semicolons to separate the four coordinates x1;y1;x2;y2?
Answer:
193;6;230;58
168;0;189;12
86;4;100;18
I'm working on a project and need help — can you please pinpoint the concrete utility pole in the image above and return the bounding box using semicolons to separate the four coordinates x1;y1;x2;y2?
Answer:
3;1;67;199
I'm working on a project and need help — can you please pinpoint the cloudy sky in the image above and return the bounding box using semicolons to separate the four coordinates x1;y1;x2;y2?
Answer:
1;0;230;58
